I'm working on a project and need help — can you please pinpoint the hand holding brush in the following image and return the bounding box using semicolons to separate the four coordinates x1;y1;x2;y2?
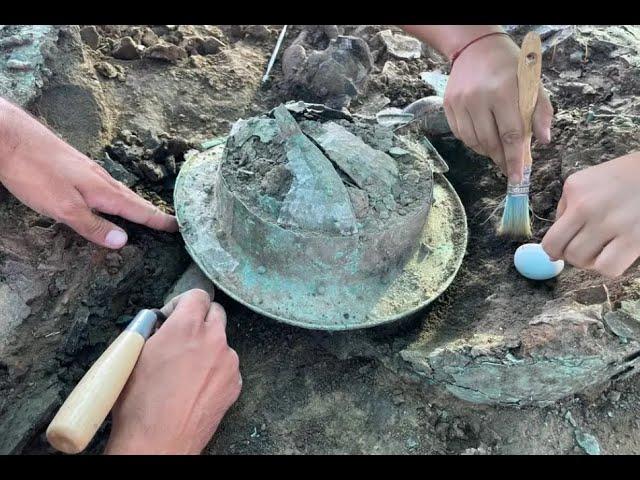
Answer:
499;32;543;239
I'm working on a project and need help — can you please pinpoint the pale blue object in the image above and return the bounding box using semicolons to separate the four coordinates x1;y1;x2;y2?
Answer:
514;243;564;280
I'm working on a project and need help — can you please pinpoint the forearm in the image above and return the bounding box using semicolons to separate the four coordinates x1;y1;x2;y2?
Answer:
399;25;504;60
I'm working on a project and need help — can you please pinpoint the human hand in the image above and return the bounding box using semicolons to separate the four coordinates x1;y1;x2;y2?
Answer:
542;152;640;278
0;98;177;249
443;33;554;184
104;289;242;455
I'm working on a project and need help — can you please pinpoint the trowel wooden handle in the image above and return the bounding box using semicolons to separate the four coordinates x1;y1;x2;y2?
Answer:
517;32;542;168
46;310;160;454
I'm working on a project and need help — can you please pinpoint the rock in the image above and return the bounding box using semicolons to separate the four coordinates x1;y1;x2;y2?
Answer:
198;36;225;55
575;430;601;455
572;284;610;306
140;27;159;47
98;153;139;187
321;25;340;40
352;25;379;44
165;155;177;176
609;390;621;403
355;93;390;116
94;61;120;80
138;129;162;151
79;26;100;49
112;36;140;60
144;43;187;63
137;160;167;182
167;137;191;156
0;382;60;454
419;71;449;98
245;25;270;41
569;51;584;63
375;30;422;60
282;33;373;109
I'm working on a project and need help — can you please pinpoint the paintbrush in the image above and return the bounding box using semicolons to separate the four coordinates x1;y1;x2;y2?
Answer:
498;32;542;239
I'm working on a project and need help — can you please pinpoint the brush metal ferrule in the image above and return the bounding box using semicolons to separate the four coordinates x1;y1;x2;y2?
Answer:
506;166;532;197
125;309;162;340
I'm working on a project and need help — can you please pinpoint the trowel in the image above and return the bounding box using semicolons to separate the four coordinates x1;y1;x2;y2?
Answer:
46;308;166;454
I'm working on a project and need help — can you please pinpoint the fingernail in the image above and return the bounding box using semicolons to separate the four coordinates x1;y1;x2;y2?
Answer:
105;229;128;249
543;128;551;143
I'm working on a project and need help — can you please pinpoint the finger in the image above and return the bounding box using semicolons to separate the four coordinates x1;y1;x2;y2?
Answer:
77;178;178;233
541;209;585;261
563;225;612;269
493;102;526;185
160;284;217;318
456;108;485;156
532;86;553;144
159;288;211;335
594;236;640;278
472;107;507;175
443;100;460;139
556;193;568;220
205;302;227;330
57;193;129;249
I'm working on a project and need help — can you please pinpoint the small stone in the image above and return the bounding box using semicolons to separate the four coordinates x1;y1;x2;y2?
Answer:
164;155;177;176
105;252;123;269
375;30;422;60
137;160;167;182
112;37;140;60
140;27;159;47
405;438;418;449
198;36;226;55
575;430;601;455
168;137;191;156
257;266;267;274
95;61;119;79
80;26;101;49
245;25;270;41
609;390;621;403
144;43;187;63
564;411;577;427
569;51;584;63
99;154;139;187
317;285;326;295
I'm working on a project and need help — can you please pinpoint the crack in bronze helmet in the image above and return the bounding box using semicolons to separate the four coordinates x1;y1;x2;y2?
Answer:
174;102;468;330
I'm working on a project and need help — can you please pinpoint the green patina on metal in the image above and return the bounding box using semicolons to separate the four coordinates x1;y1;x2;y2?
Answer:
174;102;468;330
0;25;58;107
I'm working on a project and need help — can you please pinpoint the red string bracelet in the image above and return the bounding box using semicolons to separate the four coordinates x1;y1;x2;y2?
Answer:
450;31;511;69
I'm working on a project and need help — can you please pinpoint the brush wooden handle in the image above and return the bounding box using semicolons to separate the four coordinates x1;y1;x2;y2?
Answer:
46;310;158;454
517;32;542;169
